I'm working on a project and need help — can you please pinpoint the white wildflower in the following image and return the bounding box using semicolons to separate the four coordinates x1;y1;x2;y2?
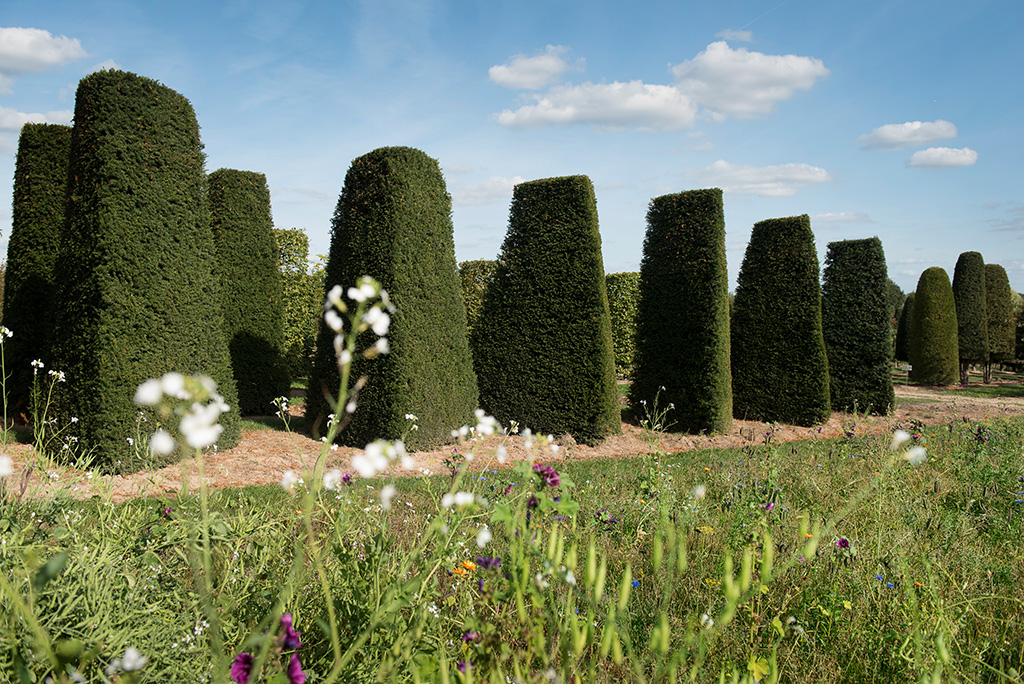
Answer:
373;337;389;354
890;429;912;450
0;455;12;478
380;484;397;510
692;484;707;499
324;309;344;333
323;469;343;491
281;470;300;491
476;525;492;548
496;445;508;464
149;430;175;456
904;445;927;466
121;647;147;672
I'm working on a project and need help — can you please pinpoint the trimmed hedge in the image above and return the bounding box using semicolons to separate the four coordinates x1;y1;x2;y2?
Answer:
731;214;830;426
274;228;321;377
605;272;640;375
894;292;915;363
48;70;240;472
821;237;894;414
458;259;498;347
307;146;478;448
952;251;988;384
908;267;959;385
630;189;732;433
208;168;290;414
2;123;70;411
472;175;620;444
983;264;1015;381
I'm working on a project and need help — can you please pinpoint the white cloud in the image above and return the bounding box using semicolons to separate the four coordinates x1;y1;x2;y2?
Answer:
690;160;831;196
0;27;87;93
452;176;526;206
715;29;753;42
671;41;828;118
811;212;873;223
0;105;72;132
906;146;978;168
496;81;698;130
858;119;957;150
489;45;582;90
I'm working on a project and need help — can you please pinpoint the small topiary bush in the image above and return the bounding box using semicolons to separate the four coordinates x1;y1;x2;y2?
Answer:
731;214;830;426
208;168;290;415
472;175;620;444
307;146;478;449
821;237;895;414
630;189;732;433
48;70;240;472
952;251;988;385
908;267;959;385
605;272;640;376
1;123;71;412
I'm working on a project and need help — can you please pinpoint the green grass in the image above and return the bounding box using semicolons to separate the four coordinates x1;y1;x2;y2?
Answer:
950;384;1024;399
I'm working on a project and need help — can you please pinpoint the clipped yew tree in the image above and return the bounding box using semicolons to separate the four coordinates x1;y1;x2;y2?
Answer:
731;215;830;426
208;168;290;414
631;189;732;433
894;292;915;363
821;237;894;413
983;263;1015;382
605;272;641;375
908;267;959;385
473;175;619;444
48;70;240;472
2;123;70;410
307;146;477;448
952;251;988;385
275;227;320;377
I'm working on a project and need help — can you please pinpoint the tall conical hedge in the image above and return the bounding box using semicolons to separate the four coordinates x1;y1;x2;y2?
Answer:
731;214;830;426
821;237;894;414
48;70;240;472
307;146;478;448
605;272;640;375
473;175;620;444
894;292;915;363
952;251;988;385
208;168;290;415
630;188;732;433
983;263;1015;382
908;267;958;385
2;123;70;411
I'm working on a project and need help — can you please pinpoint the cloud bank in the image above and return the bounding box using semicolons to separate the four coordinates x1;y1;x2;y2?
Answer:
858;119;957;150
689;160;831;197
906;146;977;168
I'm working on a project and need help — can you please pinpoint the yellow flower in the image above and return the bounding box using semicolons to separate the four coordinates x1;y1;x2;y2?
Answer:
462;560;477;571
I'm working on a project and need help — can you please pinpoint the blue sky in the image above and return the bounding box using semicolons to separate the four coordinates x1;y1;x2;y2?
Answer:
1;0;1021;294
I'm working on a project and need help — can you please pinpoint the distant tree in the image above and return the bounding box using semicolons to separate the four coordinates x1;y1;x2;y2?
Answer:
952;251;988;385
630;188;732;434
274;228;321;377
731;214;830;426
473;175;620;444
458;259;498;350
886;278;906;328
307;146;478;449
983;263;1015;382
821;237;894;414
605;272;640;376
2;123;71;412
49;69;240;472
894;292;915;364
909;267;959;386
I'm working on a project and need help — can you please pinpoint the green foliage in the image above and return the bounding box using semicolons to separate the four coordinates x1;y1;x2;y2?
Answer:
1;123;71;412
458;259;497;347
952;251;988;372
307;146;478;448
472;175;620;444
731;215;830;426
208;169;290;415
885;277;905;325
821;237;895;414
908;267;959;385
47;69;240;472
630;189;732;433
984;264;1015;362
894;292;915;363
274;228;321;378
604;272;640;374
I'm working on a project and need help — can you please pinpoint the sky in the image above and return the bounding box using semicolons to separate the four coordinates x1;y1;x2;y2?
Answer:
1;0;1021;295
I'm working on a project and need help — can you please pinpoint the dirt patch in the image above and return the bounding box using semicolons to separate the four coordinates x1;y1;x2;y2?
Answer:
3;381;1022;503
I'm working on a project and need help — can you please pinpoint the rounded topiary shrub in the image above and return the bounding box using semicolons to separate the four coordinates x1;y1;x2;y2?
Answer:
983;263;1015;382
605;272;640;376
821;237;895;414
731;214;830;426
307;146;478;449
951;251;988;385
48;70;240;472
472;175;620;444
2;123;70;412
630;188;732;434
908;267;959;385
208;168;290;415
894;292;915;364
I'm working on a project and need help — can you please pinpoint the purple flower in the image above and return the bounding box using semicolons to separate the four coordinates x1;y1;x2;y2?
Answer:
287;653;306;684
457;661;471;673
836;537;850;550
341;473;354;486
532;463;561;488
764;501;775;513
280;613;302;650
230;653;254;684
476;555;501;570
462;630;479;642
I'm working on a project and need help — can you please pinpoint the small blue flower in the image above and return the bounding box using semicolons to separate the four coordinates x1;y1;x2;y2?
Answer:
875;574;884;582
886;582;894;589
631;579;640;588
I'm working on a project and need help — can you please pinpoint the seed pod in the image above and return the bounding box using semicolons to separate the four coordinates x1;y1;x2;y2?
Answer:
594;556;607;602
653;532;664;571
618;563;632;611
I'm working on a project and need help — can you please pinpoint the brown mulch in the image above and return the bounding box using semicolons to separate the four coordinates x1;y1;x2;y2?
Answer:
3;380;1022;503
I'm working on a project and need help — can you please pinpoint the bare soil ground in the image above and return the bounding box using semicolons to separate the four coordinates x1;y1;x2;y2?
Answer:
4;379;1022;503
